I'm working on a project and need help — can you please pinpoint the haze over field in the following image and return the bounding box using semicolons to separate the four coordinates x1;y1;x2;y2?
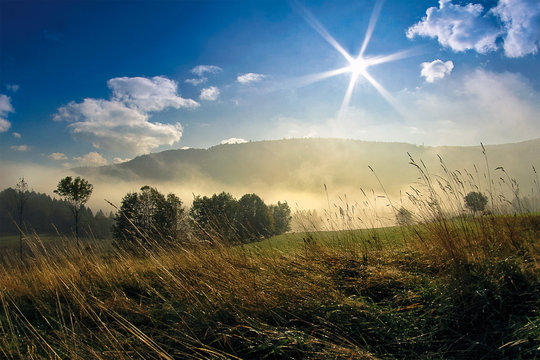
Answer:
1;0;539;212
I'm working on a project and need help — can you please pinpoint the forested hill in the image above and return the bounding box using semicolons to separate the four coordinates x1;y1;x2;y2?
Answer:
76;138;540;196
0;188;114;238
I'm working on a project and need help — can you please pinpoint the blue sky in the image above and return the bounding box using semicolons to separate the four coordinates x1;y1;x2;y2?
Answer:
1;0;540;168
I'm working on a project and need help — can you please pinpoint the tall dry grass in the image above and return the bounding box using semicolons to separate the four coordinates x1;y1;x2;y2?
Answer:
1;152;539;359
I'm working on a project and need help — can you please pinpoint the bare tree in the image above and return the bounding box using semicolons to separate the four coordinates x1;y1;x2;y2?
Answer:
15;177;30;259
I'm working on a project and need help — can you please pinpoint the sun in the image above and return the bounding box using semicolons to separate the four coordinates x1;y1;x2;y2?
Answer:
348;56;369;77
295;0;415;115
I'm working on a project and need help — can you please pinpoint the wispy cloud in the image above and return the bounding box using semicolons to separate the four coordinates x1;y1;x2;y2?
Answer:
73;152;108;167
55;76;198;155
237;73;266;84
200;86;220;101
408;0;540;58
191;65;222;76
0;94;14;132
6;84;19;92
185;77;208;86
12;132;21;139
49;152;68;160
421;59;454;82
221;137;247;145
11;145;30;152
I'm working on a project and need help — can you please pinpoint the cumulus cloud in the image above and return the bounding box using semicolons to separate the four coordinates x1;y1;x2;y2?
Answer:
73;152;108;167
185;77;208;86
237;73;266;84
108;76;199;112
12;132;21;138
200;86;220;101
408;0;540;58
492;0;540;57
421;59;454;82
11;145;30;152
55;76;198;155
407;0;500;53
0;94;14;132
191;65;222;76
49;152;68;160
221;137;248;145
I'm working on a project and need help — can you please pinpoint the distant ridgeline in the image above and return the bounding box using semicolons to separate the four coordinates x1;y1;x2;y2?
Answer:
76;138;540;197
0;188;114;238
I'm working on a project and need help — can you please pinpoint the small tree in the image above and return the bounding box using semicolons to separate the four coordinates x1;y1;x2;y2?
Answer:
54;176;93;240
269;201;292;235
396;207;413;226
15;177;30;259
464;191;488;215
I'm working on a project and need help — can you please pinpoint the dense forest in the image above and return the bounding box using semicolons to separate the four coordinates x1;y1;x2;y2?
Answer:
0;188;114;238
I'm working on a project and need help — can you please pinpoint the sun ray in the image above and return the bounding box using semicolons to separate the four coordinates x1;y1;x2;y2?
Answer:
294;2;353;63
359;0;384;57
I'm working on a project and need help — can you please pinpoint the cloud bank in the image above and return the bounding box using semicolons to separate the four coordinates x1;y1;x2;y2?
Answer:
55;76;198;155
408;0;540;57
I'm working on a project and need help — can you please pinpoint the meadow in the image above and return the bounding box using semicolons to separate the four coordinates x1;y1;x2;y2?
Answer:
1;156;539;359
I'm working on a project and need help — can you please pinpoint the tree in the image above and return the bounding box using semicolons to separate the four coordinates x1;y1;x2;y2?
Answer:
396;207;413;226
269;201;291;235
236;194;273;241
464;191;488;214
113;186;185;249
15;178;30;259
54;176;93;240
189;192;238;243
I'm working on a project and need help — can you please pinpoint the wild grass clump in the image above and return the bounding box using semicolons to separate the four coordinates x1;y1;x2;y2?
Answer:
0;152;538;359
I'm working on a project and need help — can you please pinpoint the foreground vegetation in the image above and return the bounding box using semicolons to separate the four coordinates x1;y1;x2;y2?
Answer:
1;154;539;359
0;209;538;359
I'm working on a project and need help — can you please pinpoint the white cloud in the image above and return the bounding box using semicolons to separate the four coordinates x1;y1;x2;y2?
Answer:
492;0;540;57
221;137;248;145
398;69;540;144
56;98;185;155
73;152;108;167
0;94;14;132
11;145;30;152
108;76;199;112
421;59;454;82
200;86;220;101
12;132;21;138
6;84;19;92
237;73;266;84
181;146;192;150
185;77;208;86
113;157;131;164
49;152;68;160
55;76;198;155
191;65;222;76
407;0;500;53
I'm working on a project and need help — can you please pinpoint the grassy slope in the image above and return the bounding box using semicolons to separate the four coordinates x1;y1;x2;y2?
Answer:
0;214;538;360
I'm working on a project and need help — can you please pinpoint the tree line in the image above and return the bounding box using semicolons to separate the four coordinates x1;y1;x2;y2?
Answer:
1;176;292;251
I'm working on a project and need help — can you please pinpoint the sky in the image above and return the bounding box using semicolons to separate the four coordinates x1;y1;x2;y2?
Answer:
1;0;540;170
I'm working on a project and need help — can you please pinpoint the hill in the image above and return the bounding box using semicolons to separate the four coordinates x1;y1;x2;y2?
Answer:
76;138;540;209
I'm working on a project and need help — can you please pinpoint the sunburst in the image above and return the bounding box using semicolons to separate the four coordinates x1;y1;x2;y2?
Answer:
295;0;415;115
